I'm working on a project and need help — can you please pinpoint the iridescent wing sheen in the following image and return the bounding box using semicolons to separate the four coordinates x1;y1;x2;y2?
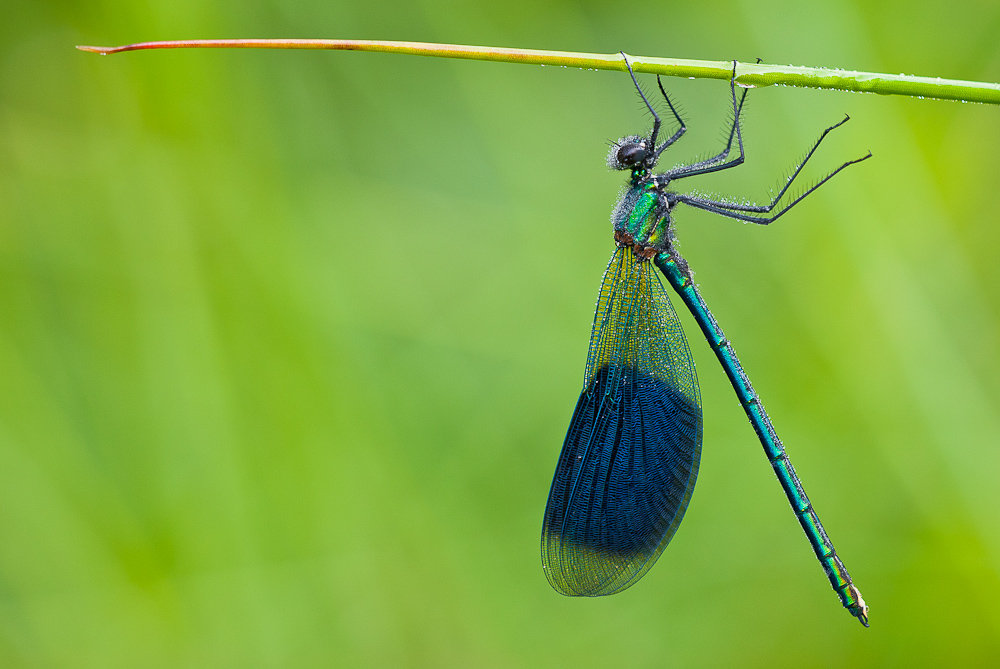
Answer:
542;246;703;596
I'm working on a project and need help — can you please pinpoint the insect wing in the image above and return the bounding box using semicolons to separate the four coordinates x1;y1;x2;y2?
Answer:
542;247;703;596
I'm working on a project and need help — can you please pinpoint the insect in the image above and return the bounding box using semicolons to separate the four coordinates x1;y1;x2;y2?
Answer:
540;55;873;626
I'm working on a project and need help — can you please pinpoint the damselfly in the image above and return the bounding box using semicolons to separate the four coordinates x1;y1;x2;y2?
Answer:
541;55;872;626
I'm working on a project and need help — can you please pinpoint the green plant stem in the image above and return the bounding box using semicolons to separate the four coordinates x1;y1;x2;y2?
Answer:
76;39;1000;105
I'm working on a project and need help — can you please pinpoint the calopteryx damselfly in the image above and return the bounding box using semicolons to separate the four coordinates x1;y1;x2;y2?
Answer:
541;56;872;626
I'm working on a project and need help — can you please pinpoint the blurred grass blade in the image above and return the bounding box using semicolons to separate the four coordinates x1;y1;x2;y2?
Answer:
76;39;1000;105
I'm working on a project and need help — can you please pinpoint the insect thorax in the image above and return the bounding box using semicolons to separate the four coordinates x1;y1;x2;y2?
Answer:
612;180;671;260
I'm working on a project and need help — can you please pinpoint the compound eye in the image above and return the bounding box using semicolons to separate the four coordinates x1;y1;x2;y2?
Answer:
616;142;648;166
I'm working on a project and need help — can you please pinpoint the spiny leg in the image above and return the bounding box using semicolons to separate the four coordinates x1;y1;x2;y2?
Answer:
621;53;662;147
673;151;872;224
652;76;686;156
660;61;749;180
680;114;856;214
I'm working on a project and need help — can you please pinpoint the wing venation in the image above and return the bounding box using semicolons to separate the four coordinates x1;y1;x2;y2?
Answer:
542;246;703;596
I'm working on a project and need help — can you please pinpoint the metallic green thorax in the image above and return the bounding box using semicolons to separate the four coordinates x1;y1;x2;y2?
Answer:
612;175;672;258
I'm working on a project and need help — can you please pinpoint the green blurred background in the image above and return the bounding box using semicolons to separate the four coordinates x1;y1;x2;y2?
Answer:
2;0;1000;666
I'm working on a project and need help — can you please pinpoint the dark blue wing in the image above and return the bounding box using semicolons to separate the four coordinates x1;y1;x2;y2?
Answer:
542;246;703;596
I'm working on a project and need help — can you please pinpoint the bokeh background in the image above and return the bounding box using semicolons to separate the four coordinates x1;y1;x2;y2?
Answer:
2;0;1000;666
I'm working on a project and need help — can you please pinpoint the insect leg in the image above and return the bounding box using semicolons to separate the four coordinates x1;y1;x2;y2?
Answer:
652;76;686;155
673;152;872;224
622;52;662;147
661;62;748;180
682;115;856;213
